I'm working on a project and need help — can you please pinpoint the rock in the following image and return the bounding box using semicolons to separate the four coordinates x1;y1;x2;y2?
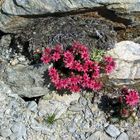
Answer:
1;0;140;16
68;103;83;112
38;99;68;119
78;96;88;106
0;128;12;138
0;0;140;33
87;131;112;140
0;34;11;47
0;64;50;98
10;58;19;66
0;35;12;61
117;132;129;140
0;81;12;94
27;101;38;112
108;41;140;85
105;125;120;138
11;122;27;139
17;56;26;62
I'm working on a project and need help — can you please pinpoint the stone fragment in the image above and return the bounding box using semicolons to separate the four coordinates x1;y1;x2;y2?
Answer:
68;104;83;112
87;131;112;140
0;128;12;138
11;123;26;138
117;132;129;140
27;101;38;112
105;125;120;138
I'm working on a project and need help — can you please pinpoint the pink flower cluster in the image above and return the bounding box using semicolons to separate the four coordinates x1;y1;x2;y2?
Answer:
103;56;116;74
41;42;116;93
121;87;140;106
118;87;140;118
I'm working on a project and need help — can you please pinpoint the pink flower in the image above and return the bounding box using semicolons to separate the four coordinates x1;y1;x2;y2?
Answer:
69;75;81;85
41;55;51;64
51;52;61;61
104;56;116;74
72;42;88;55
92;81;102;90
53;44;63;53
68;84;81;92
105;64;114;74
92;71;100;78
41;48;52;64
121;87;129;94
104;56;113;63
81;51;89;61
125;89;139;106
48;67;60;84
63;51;74;69
73;61;83;71
44;48;51;54
120;108;129;118
55;79;68;90
91;63;100;78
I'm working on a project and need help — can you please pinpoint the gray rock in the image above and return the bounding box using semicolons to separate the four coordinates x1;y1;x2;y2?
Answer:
38;99;68;119
0;35;11;48
27;101;38;112
9;134;17;140
78;96;87;106
11;123;26;138
1;64;50;98
87;131;112;140
105;125;120;138
0;35;12;60
68;103;83;112
1;0;140;16
0;0;140;33
0;81;12;94
108;41;140;85
117;132;129;140
0;128;12;138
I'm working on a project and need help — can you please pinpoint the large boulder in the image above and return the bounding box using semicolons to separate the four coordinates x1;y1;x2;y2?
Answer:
108;41;140;85
0;0;140;32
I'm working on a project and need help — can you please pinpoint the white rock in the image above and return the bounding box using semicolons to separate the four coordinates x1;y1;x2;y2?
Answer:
87;131;112;140
10;58;19;66
27;101;38;112
0;128;12;138
105;125;120;138
108;41;140;85
117;132;129;140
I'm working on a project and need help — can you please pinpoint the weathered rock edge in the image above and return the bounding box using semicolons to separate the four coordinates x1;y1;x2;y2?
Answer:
0;0;140;33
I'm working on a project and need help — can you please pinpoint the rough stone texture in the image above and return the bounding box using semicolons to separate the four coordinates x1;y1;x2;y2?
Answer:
0;63;50;98
105;125;120;138
1;79;139;139
108;41;140;85
1;0;140;16
0;35;12;60
87;131;113;140
0;0;140;32
117;132;129;140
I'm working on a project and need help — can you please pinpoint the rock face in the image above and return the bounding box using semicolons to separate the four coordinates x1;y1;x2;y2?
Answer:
0;63;50;98
108;41;140;85
0;0;140;32
1;0;140;16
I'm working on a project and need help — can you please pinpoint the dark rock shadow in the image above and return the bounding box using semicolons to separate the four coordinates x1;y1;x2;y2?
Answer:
98;95;112;114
